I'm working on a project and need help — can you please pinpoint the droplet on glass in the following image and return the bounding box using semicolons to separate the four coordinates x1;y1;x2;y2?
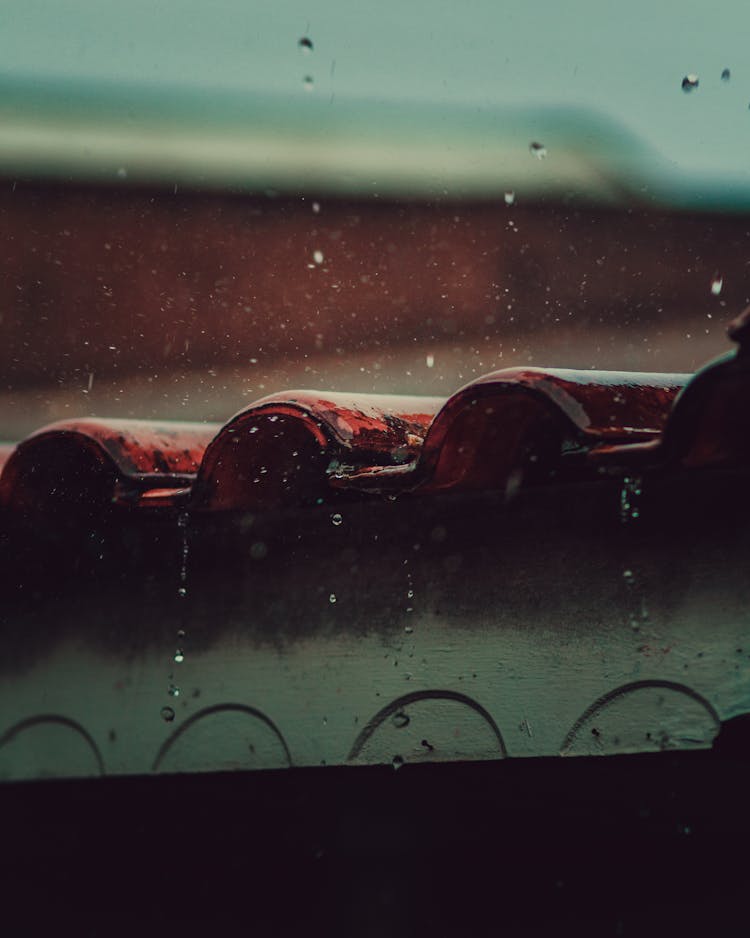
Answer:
174;649;185;663
160;706;175;722
426;353;435;368
313;249;324;264
329;592;337;604
681;74;699;93
391;754;404;770
331;513;343;526
298;36;314;53
711;275;723;296
250;541;268;560
303;75;314;92
392;711;410;729
721;68;731;82
529;141;547;159
504;190;515;206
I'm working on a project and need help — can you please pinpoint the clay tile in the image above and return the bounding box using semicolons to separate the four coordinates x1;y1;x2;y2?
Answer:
192;391;444;511
0;418;219;517
593;311;750;471
414;367;688;495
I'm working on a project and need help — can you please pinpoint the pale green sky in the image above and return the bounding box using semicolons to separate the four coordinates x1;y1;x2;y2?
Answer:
0;0;748;185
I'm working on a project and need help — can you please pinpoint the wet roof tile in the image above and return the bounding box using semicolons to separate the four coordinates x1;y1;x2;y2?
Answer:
0;318;747;520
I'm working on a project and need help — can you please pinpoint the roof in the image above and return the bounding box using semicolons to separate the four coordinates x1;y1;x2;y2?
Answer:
4;326;745;519
0;372;684;520
6;307;750;525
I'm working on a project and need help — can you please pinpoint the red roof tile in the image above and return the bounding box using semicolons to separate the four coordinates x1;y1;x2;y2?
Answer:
193;391;443;511
0;418;219;514
0;349;732;516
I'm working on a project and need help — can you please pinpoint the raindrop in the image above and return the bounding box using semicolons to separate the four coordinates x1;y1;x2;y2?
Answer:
298;36;314;53
529;141;547;159
177;586;187;599
404;625;414;634
160;706;175;722
711;275;723;296
329;592;337;604
623;569;635;586
168;683;180;697
391;754;404;770
312;201;321;214
721;68;731;82
426;353;435;368
619;476;642;524
117;167;127;179
176;629;186;639
392;711;410;729
331;512;343;526
313;249;324;264
174;649;185;663
303;75;314;92
681;74;699;92
407;589;414;599
250;541;268;560
504;190;515;206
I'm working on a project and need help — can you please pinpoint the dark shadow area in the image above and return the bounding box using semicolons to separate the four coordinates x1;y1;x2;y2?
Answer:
2;748;748;936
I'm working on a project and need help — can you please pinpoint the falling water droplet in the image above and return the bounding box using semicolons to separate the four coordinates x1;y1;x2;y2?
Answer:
160;706;175;722
391;754;404;770
529;141;547;159
329;592;337;604
174;649;185;663
250;541;268;560
168;683;180;697
312;201;321;214
623;569;635;586
177;586;187;599
298;36;314;53
711;275;723;296
504;190;515;206
426;353;435;368
313;249;324;264
331;513;343;526
721;68;731;82
407;589;414;599
619;476;643;524
681;74;699;92
303;75;314;92
392;711;410;729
